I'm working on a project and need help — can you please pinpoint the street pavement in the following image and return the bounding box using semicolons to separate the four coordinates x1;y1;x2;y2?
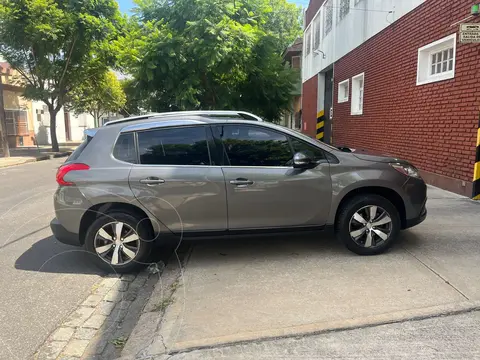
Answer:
129;186;480;358
0;158;103;360
164;310;480;359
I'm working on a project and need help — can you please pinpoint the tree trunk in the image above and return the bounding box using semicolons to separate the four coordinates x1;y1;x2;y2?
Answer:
0;68;10;157
49;108;59;152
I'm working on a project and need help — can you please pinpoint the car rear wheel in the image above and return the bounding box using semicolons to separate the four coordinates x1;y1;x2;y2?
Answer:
335;194;400;255
85;212;153;273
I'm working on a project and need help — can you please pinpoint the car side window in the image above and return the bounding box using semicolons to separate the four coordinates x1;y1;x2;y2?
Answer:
289;137;326;163
214;125;292;167
113;133;137;164
137;126;210;166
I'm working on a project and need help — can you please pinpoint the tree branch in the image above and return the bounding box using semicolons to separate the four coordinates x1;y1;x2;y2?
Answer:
58;35;77;90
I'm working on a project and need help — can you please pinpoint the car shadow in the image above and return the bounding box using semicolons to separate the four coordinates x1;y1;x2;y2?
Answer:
15;235;104;274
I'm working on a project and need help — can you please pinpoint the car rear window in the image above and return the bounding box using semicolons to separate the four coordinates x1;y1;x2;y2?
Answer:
67;135;93;162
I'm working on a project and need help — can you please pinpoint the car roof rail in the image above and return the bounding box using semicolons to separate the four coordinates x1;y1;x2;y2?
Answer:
103;110;263;126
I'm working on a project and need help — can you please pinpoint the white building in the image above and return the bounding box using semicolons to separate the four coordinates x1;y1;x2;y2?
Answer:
32;102;95;145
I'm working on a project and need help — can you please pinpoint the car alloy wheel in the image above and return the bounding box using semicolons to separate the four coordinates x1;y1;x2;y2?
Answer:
94;221;140;266
348;205;393;248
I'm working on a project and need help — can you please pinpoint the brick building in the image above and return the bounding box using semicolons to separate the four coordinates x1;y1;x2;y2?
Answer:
301;0;480;197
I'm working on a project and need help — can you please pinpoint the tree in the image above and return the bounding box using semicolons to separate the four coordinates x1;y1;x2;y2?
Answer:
69;71;126;127
122;0;302;121
0;0;123;151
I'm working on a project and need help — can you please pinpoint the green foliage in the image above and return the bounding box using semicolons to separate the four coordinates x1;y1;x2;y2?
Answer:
0;0;123;150
121;0;302;121
69;71;126;127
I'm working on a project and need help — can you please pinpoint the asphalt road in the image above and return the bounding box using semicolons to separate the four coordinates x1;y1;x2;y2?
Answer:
0;159;103;360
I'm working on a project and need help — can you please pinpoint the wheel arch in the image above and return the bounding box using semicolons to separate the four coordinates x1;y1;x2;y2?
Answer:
79;202;157;245
333;186;407;229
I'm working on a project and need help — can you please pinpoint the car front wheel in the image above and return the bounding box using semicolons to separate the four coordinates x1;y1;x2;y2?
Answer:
85;212;153;273
336;194;401;255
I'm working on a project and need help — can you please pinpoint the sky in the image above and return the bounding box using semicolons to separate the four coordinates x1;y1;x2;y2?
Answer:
117;0;310;14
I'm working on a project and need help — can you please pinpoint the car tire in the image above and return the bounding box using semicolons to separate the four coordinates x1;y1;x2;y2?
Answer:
85;212;154;273
335;194;401;255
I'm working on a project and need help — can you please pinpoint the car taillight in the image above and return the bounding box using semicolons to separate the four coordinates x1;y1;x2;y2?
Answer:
56;163;90;186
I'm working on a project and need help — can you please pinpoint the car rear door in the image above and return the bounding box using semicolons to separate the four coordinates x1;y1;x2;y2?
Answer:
212;124;332;230
128;125;227;233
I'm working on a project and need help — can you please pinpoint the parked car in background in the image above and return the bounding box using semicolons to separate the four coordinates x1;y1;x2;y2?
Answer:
51;111;427;272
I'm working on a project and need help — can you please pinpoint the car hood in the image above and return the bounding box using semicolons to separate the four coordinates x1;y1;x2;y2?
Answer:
350;149;408;164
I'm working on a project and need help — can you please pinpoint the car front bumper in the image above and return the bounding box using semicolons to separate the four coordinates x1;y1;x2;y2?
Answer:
50;218;81;246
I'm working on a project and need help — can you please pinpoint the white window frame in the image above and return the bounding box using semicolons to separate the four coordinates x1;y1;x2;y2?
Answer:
338;79;349;103
416;33;456;86
351;73;364;116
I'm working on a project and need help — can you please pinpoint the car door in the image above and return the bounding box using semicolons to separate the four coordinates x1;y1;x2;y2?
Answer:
212;124;332;230
128;125;227;233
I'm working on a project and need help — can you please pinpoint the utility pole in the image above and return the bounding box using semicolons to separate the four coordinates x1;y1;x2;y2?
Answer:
0;66;10;158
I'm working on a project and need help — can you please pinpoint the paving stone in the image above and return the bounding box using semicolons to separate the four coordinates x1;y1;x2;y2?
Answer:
83;315;107;330
63;307;95;327
73;327;98;341
62;339;90;357
82;294;103;308
120;274;136;282
112;281;130;292
35;341;67;360
119;300;133;310
104;288;124;303
94;301;116;316
51;327;75;342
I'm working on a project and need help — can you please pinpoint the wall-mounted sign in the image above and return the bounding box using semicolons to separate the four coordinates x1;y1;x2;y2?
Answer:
460;23;480;43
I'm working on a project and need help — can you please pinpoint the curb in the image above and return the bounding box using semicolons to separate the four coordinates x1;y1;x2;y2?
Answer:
0;152;72;168
151;300;480;356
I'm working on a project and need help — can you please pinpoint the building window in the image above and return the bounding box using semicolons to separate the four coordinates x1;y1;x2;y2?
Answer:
306;27;312;55
430;48;454;75
417;33;456;86
291;56;301;69
323;0;333;38
313;14;321;52
339;0;350;21
5;110;28;135
351;73;364;115
338;79;349;103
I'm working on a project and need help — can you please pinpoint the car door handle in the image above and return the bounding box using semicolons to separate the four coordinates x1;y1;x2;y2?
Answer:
139;177;165;185
229;178;254;186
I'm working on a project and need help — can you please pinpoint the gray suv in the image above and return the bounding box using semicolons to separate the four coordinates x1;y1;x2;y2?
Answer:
51;112;427;272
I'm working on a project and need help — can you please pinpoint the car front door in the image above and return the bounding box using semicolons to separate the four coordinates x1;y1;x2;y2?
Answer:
128;125;227;233
212;124;332;230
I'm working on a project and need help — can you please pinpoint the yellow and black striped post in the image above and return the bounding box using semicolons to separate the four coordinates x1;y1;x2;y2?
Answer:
473;116;480;200
316;110;325;142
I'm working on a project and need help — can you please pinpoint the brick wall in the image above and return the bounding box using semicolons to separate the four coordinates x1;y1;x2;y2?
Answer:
302;75;318;138
333;0;480;191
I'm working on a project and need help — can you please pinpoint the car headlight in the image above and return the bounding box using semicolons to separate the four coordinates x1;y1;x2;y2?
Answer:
390;163;421;178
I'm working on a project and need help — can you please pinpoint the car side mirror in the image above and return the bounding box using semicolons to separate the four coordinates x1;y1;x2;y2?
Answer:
293;152;314;168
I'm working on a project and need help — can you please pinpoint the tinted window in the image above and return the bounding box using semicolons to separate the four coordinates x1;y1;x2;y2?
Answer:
113;133;137;164
138;127;210;166
290;137;326;163
216;125;292;167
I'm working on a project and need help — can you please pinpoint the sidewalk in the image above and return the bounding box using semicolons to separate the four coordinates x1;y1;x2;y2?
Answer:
120;186;480;359
0;145;76;168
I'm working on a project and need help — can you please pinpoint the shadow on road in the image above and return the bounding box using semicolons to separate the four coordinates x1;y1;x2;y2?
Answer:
14;235;104;274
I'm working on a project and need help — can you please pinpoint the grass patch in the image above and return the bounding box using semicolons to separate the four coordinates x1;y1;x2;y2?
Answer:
110;336;128;349
153;296;175;312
